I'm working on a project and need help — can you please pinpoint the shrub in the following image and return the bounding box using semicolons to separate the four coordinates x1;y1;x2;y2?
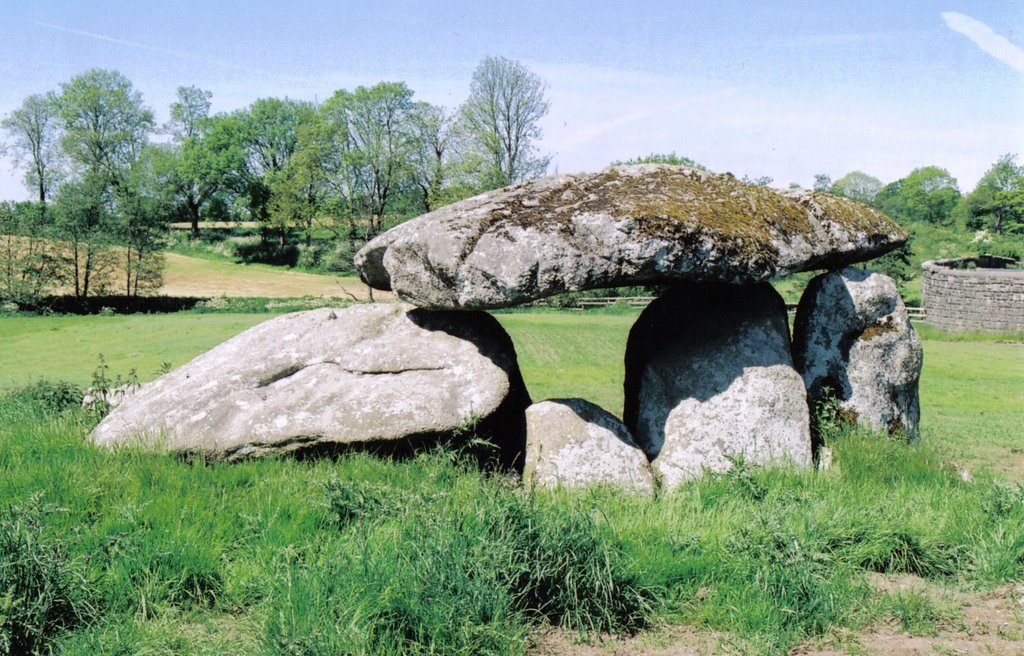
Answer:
4;380;83;415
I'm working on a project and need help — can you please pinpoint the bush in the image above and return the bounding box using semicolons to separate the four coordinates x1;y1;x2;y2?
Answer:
4;380;83;415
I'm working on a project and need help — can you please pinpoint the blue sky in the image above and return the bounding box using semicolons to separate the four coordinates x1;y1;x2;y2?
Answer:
1;0;1022;201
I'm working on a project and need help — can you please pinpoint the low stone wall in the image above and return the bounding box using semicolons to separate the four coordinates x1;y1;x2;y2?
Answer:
922;259;1024;333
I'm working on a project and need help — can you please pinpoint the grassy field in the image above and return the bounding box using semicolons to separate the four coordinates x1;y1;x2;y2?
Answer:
161;253;389;300
4;307;1018;477
1;308;1023;654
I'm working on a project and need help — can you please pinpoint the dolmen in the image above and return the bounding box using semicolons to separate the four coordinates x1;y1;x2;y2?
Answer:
92;165;923;491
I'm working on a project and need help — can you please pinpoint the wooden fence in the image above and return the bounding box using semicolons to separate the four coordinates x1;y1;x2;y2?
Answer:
551;295;928;320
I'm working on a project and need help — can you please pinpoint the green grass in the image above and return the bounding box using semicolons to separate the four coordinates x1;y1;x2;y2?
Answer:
0;314;270;388
2;309;1024;654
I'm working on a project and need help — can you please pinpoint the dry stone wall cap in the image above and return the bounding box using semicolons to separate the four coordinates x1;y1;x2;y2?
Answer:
356;164;908;310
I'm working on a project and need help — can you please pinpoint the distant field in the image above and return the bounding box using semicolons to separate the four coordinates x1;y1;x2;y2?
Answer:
160;252;390;300
1;307;1020;477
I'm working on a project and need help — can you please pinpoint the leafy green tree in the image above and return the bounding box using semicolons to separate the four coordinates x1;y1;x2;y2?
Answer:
0;201;58;304
830;171;882;204
875;166;960;225
166;95;247;239
461;56;550;188
958;154;1024;235
322;82;418;238
51;173;117;299
166;85;212;143
271;119;333;247
812;174;831;192
233;98;314;241
55;70;155;299
409;103;459;212
115;145;173;297
57;69;154;182
612;152;706;169
0;93;64;224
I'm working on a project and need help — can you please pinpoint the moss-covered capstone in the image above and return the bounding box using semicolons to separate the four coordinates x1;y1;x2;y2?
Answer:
356;164;907;310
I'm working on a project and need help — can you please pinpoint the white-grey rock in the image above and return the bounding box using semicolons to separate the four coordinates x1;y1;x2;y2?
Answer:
792;268;923;439
524;398;655;492
623;283;812;489
356;164;907;310
90;304;530;461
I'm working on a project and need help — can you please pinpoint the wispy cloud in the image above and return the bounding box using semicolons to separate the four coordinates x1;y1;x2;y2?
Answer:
30;20;268;75
941;12;1024;73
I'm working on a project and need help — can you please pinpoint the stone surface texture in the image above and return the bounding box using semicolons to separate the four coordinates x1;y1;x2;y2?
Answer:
793;267;923;438
90;304;530;460
623;283;812;489
523;398;655;492
356;164;907;310
922;259;1024;333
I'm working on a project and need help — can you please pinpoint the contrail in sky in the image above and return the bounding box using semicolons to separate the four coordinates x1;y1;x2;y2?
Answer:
941;12;1024;73
30;20;269;75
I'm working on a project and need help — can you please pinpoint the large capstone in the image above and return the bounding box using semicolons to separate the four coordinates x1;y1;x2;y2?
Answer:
523;398;655;492
90;304;531;462
623;283;812;489
356;164;907;310
792;268;923;439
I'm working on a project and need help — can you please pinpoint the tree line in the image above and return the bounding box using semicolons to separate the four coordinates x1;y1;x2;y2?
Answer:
813;159;1024;237
0;56;551;305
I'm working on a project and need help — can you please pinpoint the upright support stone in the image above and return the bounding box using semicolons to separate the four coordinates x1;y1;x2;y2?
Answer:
792;267;923;439
623;283;811;489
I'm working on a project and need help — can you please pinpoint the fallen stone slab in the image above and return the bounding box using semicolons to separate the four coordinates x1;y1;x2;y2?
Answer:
523;398;655;492
356;164;907;309
90;304;530;462
623;283;812;489
792;267;923;439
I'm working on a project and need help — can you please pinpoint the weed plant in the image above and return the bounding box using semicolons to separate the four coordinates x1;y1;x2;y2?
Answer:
1;386;1023;654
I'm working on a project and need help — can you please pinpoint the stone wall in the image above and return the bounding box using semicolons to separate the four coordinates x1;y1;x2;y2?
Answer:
922;259;1024;333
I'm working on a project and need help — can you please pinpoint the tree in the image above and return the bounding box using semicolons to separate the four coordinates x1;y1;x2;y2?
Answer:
812;173;831;192
271;119;333;247
116;145;172;297
58;69;154;182
875;166;959;225
461;56;550;188
830;171;882;204
322;82;418;238
1;93;64;223
56;70;155;300
612;152;706;169
409;103;458;212
233;98;313;241
0;201;58;304
169;108;246;239
958;154;1024;235
51;173;117;299
166;85;212;143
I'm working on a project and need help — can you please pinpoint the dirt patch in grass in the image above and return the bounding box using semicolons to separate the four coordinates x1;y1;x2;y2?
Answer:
530;624;726;656
532;576;1024;656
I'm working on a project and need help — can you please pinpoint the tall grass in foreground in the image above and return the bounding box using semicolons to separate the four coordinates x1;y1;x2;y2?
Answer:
2;388;1023;655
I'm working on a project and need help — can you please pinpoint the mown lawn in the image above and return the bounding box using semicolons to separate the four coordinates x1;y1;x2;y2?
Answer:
1;307;1023;654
